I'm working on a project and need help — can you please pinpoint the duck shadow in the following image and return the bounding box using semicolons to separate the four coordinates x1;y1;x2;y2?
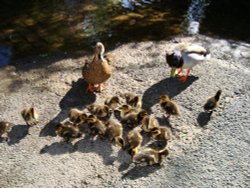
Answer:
40;141;76;155
121;164;162;180
8;124;29;145
74;135;115;165
39;78;96;137
142;76;198;113
197;111;212;127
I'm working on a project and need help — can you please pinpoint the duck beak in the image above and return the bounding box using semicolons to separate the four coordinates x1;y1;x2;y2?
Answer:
170;68;176;77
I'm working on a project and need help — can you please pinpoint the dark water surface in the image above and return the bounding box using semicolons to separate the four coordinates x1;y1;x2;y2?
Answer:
0;0;249;60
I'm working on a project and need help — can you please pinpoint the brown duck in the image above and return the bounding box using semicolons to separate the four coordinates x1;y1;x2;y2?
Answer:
82;42;112;92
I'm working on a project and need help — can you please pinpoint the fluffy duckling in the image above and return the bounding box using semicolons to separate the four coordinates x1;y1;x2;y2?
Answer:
160;95;180;119
117;105;137;119
119;106;147;128
166;44;210;82
0;121;13;141
86;115;107;138
68;108;88;124
151;126;171;141
106;119;125;147
104;96;121;110
55;121;82;142
21;107;39;126
82;42;112;92
87;104;112;120
133;148;169;165
140;115;159;132
204;90;222;112
137;110;149;125
123;93;142;109
127;127;143;159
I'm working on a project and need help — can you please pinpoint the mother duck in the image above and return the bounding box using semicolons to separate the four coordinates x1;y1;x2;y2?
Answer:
166;44;210;82
82;42;112;92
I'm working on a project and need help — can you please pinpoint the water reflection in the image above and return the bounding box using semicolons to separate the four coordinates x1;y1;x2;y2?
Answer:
0;0;249;60
0;46;12;67
0;0;189;59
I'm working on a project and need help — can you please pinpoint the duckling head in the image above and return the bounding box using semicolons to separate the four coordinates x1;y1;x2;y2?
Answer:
55;123;63;134
118;104;130;112
137;110;148;124
150;127;161;139
86;115;98;123
215;90;222;101
104;105;113;117
79;113;88;124
160;95;170;102
111;96;120;104
128;147;139;159
87;104;95;112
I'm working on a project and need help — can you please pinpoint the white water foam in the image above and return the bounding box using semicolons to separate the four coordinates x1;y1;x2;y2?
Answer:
186;0;211;35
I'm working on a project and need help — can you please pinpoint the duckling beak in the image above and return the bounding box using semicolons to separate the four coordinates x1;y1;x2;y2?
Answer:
170;68;176;77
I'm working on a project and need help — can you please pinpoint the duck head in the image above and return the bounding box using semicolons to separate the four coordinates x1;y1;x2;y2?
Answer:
166;50;183;68
95;42;105;61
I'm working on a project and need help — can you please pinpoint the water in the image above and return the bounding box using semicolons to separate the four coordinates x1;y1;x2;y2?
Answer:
186;0;211;35
0;0;249;60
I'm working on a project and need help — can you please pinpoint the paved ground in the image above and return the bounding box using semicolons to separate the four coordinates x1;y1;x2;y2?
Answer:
0;35;249;188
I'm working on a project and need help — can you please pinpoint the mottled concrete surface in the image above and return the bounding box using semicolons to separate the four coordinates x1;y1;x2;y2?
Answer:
0;35;249;188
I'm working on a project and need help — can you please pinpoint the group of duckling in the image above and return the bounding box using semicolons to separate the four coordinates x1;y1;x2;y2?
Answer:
0;41;222;167
0;89;222;166
55;93;176;166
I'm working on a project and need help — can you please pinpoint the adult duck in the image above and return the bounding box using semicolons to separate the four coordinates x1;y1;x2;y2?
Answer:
166;44;210;82
82;42;112;92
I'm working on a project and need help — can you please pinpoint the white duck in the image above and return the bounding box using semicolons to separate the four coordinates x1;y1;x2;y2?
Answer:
166;44;210;82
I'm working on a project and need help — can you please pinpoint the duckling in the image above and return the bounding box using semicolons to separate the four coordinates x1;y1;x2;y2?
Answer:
123;93;142;109
160;95;180;119
68;108;88;124
55;121;82;142
21;107;39;126
133;148;169;165
87;104;112;120
104;96;121;110
127;127;143;159
82;42;112;92
140;115;160;132
106;119;125;147
86;115;107;138
204;90;222;112
166;44;210;82
121;108;147;128
117;105;137;119
0;121;13;141
137;110;149;125
151;126;171;141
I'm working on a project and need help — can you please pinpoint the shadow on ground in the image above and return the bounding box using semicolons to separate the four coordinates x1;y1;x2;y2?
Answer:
39;78;96;137
74;136;116;165
40;134;117;166
197;112;212;127
40;142;76;155
122;164;162;180
8;124;29;145
142;76;198;113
